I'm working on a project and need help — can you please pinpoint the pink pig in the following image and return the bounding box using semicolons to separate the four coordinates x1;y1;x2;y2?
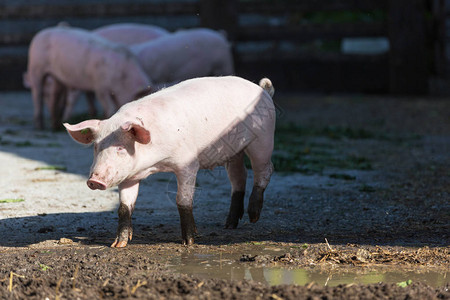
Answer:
27;26;151;129
56;23;170;124
129;28;234;84
93;23;169;45
26;24;168;129
64;76;275;247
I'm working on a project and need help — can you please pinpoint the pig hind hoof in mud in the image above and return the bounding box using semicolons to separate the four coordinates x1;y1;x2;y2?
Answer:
64;76;275;247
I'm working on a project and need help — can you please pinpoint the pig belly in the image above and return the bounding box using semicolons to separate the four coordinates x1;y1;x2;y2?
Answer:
197;121;255;169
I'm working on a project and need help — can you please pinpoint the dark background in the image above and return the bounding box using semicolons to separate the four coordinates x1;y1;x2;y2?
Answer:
0;0;448;95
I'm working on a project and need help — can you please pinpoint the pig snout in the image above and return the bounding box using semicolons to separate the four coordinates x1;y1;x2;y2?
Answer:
87;174;107;190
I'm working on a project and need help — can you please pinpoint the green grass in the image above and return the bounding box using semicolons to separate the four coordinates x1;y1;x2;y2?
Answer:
0;198;25;203
39;264;52;272
329;173;356;180
397;279;412;288
35;165;67;171
359;185;376;193
3;129;19;136
14;141;33;147
299;10;386;24
268;122;423;174
266;123;378;174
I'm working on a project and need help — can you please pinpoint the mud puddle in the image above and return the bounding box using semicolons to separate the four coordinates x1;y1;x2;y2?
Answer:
169;248;449;287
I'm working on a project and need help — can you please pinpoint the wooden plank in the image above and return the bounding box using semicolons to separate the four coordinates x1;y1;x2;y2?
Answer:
0;1;199;19
237;22;387;42
237;50;387;64
235;55;388;93
199;0;238;39
388;0;429;94
0;0;388;20
240;0;388;14
0;16;200;45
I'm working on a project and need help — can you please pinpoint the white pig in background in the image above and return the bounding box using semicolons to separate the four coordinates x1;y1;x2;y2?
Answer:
64;76;275;247
56;23;170;125
27;26;152;129
93;23;169;45
129;28;234;85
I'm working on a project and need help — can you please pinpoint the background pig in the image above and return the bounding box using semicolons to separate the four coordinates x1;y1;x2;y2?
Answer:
129;28;234;84
93;23;169;45
57;23;169;124
27;27;152;129
64;76;275;247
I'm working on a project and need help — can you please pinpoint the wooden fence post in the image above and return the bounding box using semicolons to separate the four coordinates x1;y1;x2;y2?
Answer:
388;0;429;94
199;0;238;40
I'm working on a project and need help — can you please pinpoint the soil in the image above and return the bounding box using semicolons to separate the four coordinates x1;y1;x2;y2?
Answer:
0;92;449;299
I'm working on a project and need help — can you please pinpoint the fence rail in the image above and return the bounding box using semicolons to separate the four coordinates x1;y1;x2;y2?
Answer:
0;0;444;94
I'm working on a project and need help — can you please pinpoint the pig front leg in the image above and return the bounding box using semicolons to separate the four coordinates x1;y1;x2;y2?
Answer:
111;180;140;248
95;90;117;118
50;83;67;130
62;89;81;122
85;92;97;117
225;152;247;228
175;166;199;245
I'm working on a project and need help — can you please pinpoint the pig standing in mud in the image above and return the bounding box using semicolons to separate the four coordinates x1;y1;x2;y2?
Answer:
129;28;234;85
64;76;275;247
27;26;151;129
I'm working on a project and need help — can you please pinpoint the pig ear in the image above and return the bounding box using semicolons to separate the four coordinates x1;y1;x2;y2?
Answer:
121;121;151;144
63;120;100;144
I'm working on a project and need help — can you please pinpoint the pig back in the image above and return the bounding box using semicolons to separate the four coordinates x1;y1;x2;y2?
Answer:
94;23;169;45
129;28;232;83
127;76;275;168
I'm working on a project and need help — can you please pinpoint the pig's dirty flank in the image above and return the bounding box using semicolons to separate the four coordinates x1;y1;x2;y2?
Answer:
0;92;449;299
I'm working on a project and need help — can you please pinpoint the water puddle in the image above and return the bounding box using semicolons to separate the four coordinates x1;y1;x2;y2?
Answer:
169;251;448;287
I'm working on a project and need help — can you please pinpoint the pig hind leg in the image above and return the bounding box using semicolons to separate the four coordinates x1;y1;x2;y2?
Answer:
30;74;45;129
245;139;274;223
225;151;247;229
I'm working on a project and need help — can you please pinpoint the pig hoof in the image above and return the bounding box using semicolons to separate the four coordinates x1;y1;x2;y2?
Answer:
247;186;264;223
182;237;195;246
111;239;128;248
225;218;239;229
248;206;261;223
111;229;132;248
225;212;242;228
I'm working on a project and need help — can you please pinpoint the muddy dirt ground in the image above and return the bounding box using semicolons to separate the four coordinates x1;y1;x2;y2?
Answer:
0;92;449;299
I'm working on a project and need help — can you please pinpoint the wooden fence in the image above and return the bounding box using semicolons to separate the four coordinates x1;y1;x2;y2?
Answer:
0;0;446;94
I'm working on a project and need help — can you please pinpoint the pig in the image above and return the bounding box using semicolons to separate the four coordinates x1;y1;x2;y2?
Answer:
64;76;275;247
27;26;151;129
26;24;168;129
129;28;234;84
56;23;170;124
93;23;169;45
